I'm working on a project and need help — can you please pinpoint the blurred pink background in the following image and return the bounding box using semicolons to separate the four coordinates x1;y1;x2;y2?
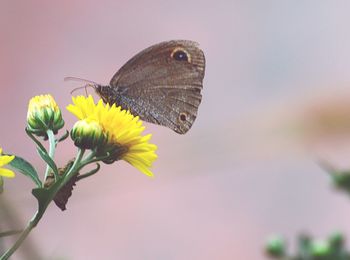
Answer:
2;1;350;259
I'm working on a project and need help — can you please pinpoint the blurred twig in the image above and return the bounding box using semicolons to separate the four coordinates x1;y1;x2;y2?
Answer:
0;196;42;259
0;230;23;237
318;159;350;196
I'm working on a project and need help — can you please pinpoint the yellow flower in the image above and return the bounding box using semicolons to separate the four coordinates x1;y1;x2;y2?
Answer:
67;95;158;177
0;148;15;178
27;94;64;137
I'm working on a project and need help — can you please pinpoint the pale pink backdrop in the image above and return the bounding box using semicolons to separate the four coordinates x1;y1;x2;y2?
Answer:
1;1;350;259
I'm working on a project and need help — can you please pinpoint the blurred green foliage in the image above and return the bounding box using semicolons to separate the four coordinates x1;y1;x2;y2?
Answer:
265;232;350;260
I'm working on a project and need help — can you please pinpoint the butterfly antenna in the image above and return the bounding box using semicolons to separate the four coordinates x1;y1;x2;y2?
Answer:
69;85;95;95
64;76;100;85
65;76;101;95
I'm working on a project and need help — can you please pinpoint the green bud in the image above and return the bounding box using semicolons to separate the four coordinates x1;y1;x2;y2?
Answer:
310;240;331;257
329;232;344;249
27;94;64;137
71;119;107;150
265;236;285;257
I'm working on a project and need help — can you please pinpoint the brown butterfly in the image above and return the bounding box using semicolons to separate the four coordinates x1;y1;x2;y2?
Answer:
66;40;205;134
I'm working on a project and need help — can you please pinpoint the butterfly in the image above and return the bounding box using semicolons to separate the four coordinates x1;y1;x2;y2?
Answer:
66;40;205;134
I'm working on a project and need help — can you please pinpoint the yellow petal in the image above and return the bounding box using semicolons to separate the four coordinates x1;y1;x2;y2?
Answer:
0;168;15;178
67;95;158;176
0;155;14;167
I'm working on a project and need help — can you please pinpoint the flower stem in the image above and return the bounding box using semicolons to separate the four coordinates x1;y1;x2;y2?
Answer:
0;230;23;238
65;149;85;178
0;210;42;260
0;149;86;260
44;130;57;180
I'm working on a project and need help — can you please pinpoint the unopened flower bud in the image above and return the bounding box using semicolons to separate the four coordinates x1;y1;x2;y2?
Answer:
71;119;107;150
27;94;64;137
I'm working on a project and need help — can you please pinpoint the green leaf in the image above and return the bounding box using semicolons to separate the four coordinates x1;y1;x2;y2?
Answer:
32;187;51;214
37;148;59;178
56;130;69;143
32;178;63;215
25;127;47;153
77;163;100;181
9;155;41;187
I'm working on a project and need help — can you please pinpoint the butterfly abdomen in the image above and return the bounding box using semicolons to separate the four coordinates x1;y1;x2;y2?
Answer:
96;85;145;116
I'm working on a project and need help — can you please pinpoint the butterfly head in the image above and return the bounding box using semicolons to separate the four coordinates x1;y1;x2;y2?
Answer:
95;85;116;104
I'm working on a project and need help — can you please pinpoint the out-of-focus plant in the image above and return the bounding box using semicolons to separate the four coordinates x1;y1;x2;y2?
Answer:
318;161;350;197
265;232;350;260
264;161;350;260
0;94;157;260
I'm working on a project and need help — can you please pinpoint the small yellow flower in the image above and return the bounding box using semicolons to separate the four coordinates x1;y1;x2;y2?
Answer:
0;148;15;178
27;94;64;137
67;95;157;176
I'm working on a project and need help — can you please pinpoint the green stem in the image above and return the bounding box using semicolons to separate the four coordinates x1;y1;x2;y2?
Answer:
25;128;47;155
80;152;110;167
77;163;100;181
44;130;57;180
0;230;22;238
64;149;85;179
0;210;42;260
81;150;96;164
0;149;86;260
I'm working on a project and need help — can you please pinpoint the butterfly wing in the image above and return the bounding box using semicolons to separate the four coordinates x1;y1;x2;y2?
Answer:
109;40;205;134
